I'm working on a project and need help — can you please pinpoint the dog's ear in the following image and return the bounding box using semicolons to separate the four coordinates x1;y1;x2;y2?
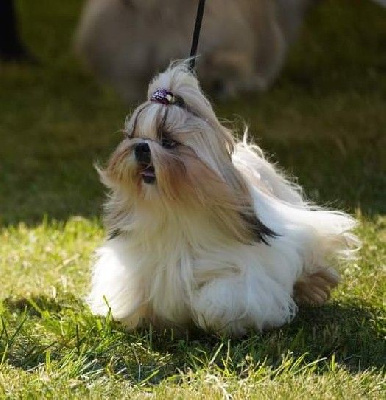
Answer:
239;211;277;245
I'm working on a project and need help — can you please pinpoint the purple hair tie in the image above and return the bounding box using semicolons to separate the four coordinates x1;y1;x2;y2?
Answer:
150;88;185;107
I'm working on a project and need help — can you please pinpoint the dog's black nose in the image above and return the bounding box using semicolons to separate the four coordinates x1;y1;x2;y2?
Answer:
134;142;151;163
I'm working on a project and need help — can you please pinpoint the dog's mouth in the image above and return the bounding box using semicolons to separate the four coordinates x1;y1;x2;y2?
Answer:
139;164;156;184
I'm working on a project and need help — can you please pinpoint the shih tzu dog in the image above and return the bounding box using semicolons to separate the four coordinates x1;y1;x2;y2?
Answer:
88;63;359;336
75;0;319;102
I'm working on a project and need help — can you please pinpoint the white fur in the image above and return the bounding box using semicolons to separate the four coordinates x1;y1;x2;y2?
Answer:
88;63;359;336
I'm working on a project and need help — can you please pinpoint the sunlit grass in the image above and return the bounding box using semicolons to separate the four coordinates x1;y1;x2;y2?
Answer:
0;0;385;398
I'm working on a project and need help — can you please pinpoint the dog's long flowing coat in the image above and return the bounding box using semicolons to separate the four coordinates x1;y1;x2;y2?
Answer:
88;64;359;336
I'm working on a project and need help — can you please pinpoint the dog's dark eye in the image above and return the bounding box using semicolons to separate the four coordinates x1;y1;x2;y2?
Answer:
161;137;179;149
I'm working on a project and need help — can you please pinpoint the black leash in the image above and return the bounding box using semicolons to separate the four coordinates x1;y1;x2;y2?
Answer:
189;0;206;71
149;0;207;107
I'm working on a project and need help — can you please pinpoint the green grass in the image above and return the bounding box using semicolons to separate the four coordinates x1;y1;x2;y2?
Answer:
0;0;385;398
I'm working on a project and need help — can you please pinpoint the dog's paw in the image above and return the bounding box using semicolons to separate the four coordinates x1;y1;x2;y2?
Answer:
293;268;341;306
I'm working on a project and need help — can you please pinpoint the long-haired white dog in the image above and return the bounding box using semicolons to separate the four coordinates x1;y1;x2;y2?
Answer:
88;63;359;336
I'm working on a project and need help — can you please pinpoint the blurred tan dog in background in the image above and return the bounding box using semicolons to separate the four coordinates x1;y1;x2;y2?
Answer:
75;0;319;103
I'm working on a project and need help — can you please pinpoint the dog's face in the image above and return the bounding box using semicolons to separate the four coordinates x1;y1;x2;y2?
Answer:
99;64;275;244
102;103;244;211
101;86;239;209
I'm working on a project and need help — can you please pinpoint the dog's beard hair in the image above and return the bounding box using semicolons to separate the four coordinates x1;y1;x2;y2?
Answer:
89;62;360;336
100;125;274;245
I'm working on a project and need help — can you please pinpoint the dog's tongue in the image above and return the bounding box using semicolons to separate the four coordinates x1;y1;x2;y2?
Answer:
141;166;156;184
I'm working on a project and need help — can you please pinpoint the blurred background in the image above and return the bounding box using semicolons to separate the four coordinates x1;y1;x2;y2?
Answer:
0;0;385;225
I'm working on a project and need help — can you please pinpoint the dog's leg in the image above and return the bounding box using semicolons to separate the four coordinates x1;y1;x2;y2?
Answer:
191;271;297;336
191;277;249;337
88;237;145;328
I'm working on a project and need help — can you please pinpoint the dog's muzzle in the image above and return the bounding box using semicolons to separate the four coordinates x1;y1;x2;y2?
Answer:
134;142;156;184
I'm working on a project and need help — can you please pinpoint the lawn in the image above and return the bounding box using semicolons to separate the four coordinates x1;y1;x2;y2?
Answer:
0;0;385;398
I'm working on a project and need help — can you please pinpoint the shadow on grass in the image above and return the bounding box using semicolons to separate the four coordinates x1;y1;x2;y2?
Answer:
3;296;65;316
1;295;384;383
0;295;80;371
